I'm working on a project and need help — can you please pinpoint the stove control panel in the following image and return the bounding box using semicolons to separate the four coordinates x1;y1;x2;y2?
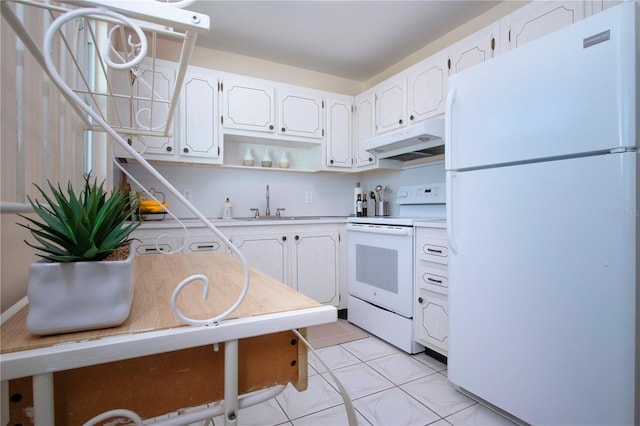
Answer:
396;183;445;204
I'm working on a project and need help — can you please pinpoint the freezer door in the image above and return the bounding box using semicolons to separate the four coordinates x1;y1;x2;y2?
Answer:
447;152;637;425
446;2;637;171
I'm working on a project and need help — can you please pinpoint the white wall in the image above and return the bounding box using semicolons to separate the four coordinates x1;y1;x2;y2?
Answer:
124;160;446;220
1;3;86;312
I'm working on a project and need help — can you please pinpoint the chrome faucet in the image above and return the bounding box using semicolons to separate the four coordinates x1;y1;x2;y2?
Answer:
265;184;271;216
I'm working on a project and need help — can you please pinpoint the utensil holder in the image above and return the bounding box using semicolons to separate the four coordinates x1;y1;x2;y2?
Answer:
375;201;389;216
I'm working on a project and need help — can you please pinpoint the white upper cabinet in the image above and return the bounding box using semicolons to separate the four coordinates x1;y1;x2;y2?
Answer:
407;49;448;124
222;78;276;133
221;77;325;143
500;1;586;51
375;74;407;135
447;21;500;76
586;0;622;15
278;89;324;140
131;61;176;156
353;91;378;169
325;97;352;169
178;67;222;163
111;59;176;159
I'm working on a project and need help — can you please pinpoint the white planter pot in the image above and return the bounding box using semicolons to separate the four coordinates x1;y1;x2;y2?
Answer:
26;248;135;336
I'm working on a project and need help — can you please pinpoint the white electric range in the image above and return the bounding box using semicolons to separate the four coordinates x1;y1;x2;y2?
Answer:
346;183;445;353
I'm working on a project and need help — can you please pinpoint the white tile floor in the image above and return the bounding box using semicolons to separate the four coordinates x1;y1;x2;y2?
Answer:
200;333;518;426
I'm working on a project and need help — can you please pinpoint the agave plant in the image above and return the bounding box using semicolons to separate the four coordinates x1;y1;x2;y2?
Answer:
18;176;140;262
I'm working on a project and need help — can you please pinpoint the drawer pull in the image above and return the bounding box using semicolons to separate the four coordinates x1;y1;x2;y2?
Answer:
427;277;443;284
427;248;443;254
197;245;215;249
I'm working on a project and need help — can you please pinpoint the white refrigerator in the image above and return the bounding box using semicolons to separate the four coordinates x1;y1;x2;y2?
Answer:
445;2;638;425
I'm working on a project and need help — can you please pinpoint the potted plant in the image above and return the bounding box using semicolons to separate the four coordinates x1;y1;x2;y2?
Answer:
17;175;140;335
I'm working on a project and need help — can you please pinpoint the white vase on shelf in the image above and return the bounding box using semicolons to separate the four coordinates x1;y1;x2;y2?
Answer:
243;148;254;166
261;149;272;167
279;151;290;168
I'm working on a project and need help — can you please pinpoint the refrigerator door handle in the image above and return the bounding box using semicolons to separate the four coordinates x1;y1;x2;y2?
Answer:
446;87;458;253
445;86;457;171
446;171;458;253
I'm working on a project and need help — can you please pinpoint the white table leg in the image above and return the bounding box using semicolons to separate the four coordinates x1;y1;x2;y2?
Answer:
224;340;238;426
33;373;54;424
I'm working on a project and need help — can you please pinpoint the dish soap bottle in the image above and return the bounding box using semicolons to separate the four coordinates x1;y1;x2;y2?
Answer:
224;198;233;219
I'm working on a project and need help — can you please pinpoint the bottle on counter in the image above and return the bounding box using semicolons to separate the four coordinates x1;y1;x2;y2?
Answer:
224;198;233;219
356;193;363;217
362;193;368;217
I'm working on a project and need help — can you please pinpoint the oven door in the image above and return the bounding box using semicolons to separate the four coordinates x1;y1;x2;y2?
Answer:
346;223;414;317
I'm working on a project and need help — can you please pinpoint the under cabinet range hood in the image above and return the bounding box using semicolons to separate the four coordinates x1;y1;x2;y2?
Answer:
363;118;445;161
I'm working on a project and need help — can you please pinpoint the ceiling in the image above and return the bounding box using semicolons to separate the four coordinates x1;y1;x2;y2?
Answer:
185;1;502;82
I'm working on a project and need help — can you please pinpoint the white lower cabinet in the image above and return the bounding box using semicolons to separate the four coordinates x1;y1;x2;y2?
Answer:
229;225;341;306
416;287;448;353
292;231;340;306
132;230;229;256
414;224;449;356
230;232;288;283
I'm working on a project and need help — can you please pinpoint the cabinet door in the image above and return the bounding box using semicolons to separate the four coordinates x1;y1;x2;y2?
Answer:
375;74;406;134
407;50;448;124
179;70;221;162
448;22;499;76
291;231;339;306
500;1;586;52
231;233;288;285
130;62;176;155
222;79;275;133
325;98;352;168
416;287;448;355
586;0;622;15
353;91;378;168
112;61;176;157
278;89;324;139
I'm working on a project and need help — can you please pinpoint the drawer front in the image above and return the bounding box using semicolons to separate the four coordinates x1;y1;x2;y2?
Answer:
133;237;180;256
416;264;448;294
417;239;449;264
416;226;446;240
185;237;227;253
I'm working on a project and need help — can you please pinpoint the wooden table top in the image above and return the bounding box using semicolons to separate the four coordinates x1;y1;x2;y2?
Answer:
1;252;324;355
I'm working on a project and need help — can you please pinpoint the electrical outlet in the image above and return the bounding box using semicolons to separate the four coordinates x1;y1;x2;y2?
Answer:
305;191;312;204
183;188;193;202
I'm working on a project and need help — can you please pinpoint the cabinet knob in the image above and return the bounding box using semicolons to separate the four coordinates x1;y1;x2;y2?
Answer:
166;146;172;152
369;157;373;162
330;159;334;164
410;115;415;121
269;125;274;130
295;235;300;241
398;119;403;125
282;236;287;241
183;147;189;153
418;297;424;304
281;127;286;132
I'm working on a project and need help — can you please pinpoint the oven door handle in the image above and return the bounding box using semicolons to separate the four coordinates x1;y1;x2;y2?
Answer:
345;223;413;236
